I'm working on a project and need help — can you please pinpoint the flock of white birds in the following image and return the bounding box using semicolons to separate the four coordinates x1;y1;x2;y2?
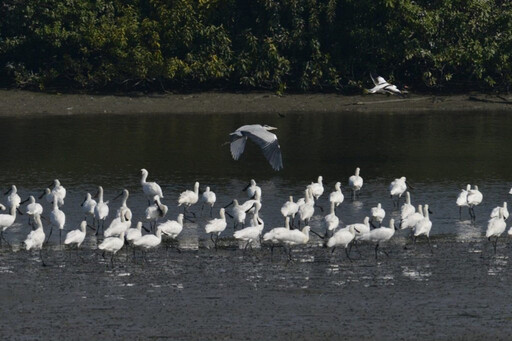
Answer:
0;167;509;267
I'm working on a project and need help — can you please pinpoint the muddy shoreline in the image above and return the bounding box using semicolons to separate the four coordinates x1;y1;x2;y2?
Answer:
0;89;511;116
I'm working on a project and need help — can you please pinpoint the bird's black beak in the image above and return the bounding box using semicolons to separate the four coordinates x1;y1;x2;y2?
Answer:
20;197;30;205
428;208;433;215
80;196;87;207
246;203;256;214
406;181;414;190
354;228;360;233
112;191;123;201
87;224;96;231
92;190;99;199
242;183;250;192
224;201;234;209
142;225;150;233
38;191;45;199
4;188;12;195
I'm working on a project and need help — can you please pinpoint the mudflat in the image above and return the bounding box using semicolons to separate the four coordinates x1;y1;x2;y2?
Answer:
0;90;511;116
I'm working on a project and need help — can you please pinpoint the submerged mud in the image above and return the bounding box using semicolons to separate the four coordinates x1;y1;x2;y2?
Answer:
0;234;511;340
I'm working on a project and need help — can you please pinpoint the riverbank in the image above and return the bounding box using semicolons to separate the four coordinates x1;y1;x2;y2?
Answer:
0;90;511;116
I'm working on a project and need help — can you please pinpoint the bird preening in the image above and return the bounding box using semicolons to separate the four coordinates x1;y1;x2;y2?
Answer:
229;124;283;171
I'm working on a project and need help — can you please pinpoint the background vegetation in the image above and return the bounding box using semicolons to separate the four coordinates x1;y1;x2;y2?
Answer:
1;0;511;93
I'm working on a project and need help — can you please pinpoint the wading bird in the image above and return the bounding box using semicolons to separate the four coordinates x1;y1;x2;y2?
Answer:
487;208;506;254
23;214;46;266
229;124;283;171
456;184;471;220
348;167;363;200
201;186;216;217
140;168;164;202
205;208;227;249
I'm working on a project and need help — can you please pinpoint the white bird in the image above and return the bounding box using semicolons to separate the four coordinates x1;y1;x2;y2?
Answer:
239;191;262;214
351;216;371;241
228;199;247;229
205;208;227;249
98;231;125;266
23;214;46;266
456;184;471;219
229;124;283;171
112;189;133;222
234;202;264;250
490;202;509;220
178;181;200;216
281;196;299;226
400;192;415;221
348;167;363;200
298;188;315;226
370;203;386;227
329;182;344;210
413;204;433;253
22;196;43;226
201;186;217;217
487;208;506;254
39;188;55;205
81;193;97;222
358;218;397;259
401;205;424;230
0;205;17;245
140;168;164;201
390;177;408;206
323;201;340;236
367;74;402;95
48;198;65;244
5;185;21;210
467;185;483;221
93;186;109;235
104;211;131;238
307;176;324;202
145;196;168;229
159;213;185;240
263;216;291;246
326;225;357;261
51;179;66;206
243;179;262;199
272;226;310;260
133;226;163;259
64;220;88;248
126;221;146;244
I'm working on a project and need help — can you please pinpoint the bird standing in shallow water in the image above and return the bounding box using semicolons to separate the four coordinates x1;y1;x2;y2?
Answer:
348;167;363;200
229;124;283;171
140;168;164;203
201;186;216;217
24;214;46;266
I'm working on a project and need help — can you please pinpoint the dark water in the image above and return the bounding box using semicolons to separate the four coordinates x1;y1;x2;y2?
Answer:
1;111;512;339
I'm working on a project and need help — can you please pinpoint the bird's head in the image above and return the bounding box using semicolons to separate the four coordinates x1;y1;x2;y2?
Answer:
263;125;277;131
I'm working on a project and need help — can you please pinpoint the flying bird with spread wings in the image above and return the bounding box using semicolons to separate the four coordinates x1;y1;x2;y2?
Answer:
229;124;283;171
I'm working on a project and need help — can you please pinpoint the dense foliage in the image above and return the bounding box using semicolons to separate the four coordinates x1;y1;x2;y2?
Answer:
1;0;511;93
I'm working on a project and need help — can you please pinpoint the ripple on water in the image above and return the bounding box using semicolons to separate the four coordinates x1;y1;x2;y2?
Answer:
401;266;432;281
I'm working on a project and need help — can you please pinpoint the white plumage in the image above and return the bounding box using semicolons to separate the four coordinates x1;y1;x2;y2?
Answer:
348;167;363;199
205;208;227;236
298;188;315;225
94;186;109;232
49;199;66;242
25;196;43;217
140;168;164;199
490;202;509;220
359;218;396;259
413;204;433;252
351;216;371;240
145;196;169;228
487;208;506;253
263;216;291;244
5;185;21;209
281;196;299;221
390;177;407;203
327;225;356;249
400;192;415;220
24;214;45;251
133;226;162;250
159;214;184;239
64;221;87;248
323;201;339;231
329;182;344;208
126;222;145;243
201;186;216;215
178;182;200;208
234;202;264;247
98;231;126;263
370;203;386;226
245;179;262;199
401;205;424;230
81;193;97;218
104;211;131;238
51;179;66;206
307;176;324;200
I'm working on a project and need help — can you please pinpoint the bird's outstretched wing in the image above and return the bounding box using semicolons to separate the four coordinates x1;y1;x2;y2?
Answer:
230;135;247;160
244;128;283;171
229;126;283;171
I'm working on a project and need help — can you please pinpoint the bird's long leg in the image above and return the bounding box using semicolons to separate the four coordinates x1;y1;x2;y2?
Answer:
374;243;379;260
331;247;336;254
111;253;115;268
427;237;433;254
494;236;498;254
46;226;53;244
40;249;47;267
345;247;353;262
201;203;205;216
59;230;62;245
215;234;220;250
210;206;213;218
459;206;462;220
